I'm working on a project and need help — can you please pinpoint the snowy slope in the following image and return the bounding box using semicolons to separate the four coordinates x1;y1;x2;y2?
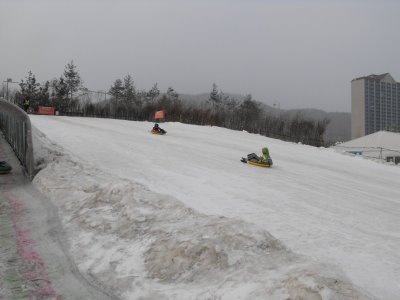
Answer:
30;116;400;299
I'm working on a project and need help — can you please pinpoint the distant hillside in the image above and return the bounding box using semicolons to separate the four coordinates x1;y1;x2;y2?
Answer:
179;94;351;143
180;93;276;111
180;93;248;107
283;109;351;143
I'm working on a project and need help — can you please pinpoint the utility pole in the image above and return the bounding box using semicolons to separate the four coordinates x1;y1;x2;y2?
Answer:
6;78;12;101
3;78;20;102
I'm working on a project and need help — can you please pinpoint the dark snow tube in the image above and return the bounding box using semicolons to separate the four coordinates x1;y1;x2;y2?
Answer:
0;161;12;174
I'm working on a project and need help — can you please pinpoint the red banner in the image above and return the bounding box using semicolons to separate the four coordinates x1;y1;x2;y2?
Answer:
37;106;56;115
154;110;164;119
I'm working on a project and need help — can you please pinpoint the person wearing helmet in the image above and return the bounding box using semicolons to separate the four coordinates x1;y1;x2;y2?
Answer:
152;123;166;134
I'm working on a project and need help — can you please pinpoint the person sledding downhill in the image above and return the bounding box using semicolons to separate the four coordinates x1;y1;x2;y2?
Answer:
241;147;273;167
151;123;167;135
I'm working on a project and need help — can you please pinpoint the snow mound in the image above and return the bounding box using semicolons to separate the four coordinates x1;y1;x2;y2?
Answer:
31;126;372;299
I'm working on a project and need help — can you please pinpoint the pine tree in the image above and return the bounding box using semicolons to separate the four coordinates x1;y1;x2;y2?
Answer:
54;77;68;100
109;78;124;116
63;60;82;100
122;74;137;106
166;86;179;100
37;81;50;106
52;77;69;111
239;94;261;131
209;83;220;105
146;83;160;103
109;79;124;100
19;71;39;102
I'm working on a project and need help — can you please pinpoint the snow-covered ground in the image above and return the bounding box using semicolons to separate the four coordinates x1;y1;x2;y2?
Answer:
30;116;400;299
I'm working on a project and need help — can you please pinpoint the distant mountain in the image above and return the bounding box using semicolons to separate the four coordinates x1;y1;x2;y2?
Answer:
283;109;351;143
324;112;351;142
179;93;249;107
180;93;275;110
179;94;351;143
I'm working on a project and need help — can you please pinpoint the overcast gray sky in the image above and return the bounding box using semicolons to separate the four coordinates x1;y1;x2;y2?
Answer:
1;0;399;112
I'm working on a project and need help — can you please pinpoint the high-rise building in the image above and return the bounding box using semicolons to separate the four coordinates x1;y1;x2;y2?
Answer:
351;73;400;139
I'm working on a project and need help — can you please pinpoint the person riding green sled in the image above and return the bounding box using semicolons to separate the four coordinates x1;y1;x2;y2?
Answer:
261;147;272;164
247;147;273;165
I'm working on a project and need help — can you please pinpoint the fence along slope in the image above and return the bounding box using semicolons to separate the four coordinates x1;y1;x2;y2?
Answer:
0;98;34;179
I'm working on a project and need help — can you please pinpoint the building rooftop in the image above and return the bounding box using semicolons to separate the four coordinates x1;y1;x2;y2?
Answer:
351;73;398;83
338;130;400;150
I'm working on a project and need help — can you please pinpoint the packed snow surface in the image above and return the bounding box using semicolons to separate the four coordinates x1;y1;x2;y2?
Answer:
30;116;400;299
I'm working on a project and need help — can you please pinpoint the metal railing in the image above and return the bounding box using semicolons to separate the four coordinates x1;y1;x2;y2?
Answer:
0;98;34;179
334;145;400;164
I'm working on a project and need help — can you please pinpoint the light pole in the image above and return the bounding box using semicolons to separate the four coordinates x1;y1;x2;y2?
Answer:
6;78;12;101
3;78;20;102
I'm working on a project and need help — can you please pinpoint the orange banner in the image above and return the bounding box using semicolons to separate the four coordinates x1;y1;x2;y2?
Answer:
37;106;56;115
154;110;164;119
